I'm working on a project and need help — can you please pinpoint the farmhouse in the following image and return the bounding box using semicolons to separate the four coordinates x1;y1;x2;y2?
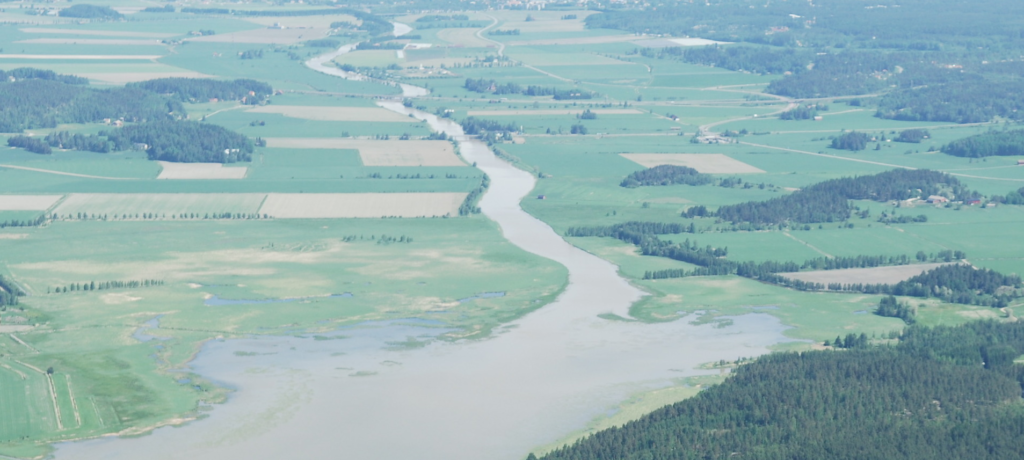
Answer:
927;195;949;204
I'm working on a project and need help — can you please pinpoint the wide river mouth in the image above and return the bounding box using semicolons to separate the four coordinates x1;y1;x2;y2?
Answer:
52;31;793;460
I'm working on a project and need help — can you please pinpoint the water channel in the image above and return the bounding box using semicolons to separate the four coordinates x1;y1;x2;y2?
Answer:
52;28;792;460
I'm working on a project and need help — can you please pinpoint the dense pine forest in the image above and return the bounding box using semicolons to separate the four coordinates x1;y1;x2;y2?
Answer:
537;320;1024;460
620;165;712;188
463;78;597;99
106;121;254;163
0;69;266;162
942;129;1024;158
0;275;23;306
566;219;1014;305
833;264;1022;308
128;78;273;104
877;80;1024;123
715;169;976;225
58;4;122;19
0;77;184;132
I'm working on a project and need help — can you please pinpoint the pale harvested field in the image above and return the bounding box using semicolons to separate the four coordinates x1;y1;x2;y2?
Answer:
80;72;212;84
782;263;956;286
157;162;249;180
266;138;465;165
506;35;641;46
0;195;63;211
0;234;29;240
16;38;165;46
467;109;643;116
259;193;467;218
632;38;727;48
244;14;359;29
187;28;330;44
0;54;162;60
436;28;493;48
20;28;176;38
621;154;765;174
247;105;414;122
53;194;266;217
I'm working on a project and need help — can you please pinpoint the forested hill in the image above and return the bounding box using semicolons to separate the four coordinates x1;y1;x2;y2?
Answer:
593;1;1024;111
0;75;184;132
943;129;1024;158
105;121;254;163
585;0;1024;49
536;320;1024;460
715;169;977;225
128;78;273;104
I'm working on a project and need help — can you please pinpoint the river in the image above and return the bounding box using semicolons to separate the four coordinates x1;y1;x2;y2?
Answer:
52;27;792;460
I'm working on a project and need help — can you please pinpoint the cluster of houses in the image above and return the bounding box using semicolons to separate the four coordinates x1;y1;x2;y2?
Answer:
901;196;989;207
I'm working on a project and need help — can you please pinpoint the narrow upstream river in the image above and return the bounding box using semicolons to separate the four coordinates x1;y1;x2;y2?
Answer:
52;31;792;460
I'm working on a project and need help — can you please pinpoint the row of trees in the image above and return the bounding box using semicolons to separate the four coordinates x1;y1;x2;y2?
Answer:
459;174;489;216
49;279;164;294
537;320;1024;460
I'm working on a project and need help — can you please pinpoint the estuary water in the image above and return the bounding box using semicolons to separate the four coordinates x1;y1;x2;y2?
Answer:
52;34;792;460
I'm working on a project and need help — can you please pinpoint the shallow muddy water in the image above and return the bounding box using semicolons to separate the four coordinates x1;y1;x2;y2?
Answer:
52;46;793;460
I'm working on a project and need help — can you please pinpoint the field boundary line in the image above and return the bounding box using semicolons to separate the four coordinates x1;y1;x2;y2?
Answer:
0;164;134;180
740;142;917;169
66;374;82;427
9;334;39;353
46;372;63;430
740;142;1024;181
782;232;834;259
12;359;63;430
0;362;27;379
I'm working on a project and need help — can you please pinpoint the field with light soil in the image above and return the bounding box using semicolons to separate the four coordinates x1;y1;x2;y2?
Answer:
620;153;766;173
52;194;266;218
246;105;415;122
781;263;957;285
0;195;63;211
264;138;463;166
156;162;248;180
258;192;467;218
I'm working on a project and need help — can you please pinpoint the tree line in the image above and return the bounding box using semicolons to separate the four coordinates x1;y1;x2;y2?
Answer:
459;174;490;216
536;320;1024;460
49;279;164;294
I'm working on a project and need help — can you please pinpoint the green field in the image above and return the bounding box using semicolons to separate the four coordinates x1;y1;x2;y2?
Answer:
2;2;1023;457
